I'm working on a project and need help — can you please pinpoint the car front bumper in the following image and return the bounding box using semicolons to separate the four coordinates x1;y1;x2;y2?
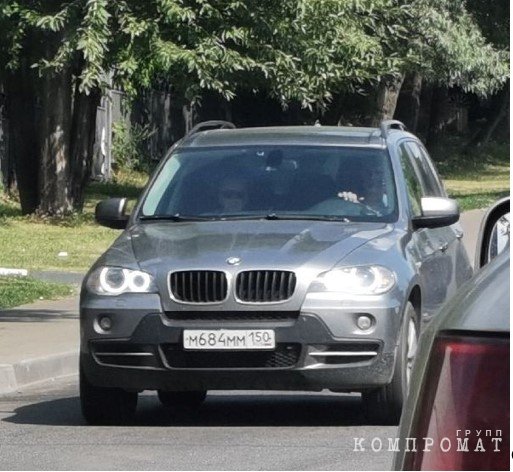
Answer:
80;293;401;392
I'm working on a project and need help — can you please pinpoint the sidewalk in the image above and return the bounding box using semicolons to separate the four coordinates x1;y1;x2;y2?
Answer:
0;210;487;395
459;208;486;268
0;296;79;395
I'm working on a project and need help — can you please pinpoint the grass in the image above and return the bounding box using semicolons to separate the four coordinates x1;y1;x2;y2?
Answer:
433;140;510;211
0;277;74;309
0;169;148;272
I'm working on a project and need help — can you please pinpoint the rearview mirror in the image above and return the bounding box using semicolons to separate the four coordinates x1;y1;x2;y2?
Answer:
95;198;129;229
412;197;460;229
476;197;510;268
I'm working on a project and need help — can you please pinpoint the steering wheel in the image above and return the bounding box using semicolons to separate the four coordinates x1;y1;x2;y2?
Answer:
308;197;381;217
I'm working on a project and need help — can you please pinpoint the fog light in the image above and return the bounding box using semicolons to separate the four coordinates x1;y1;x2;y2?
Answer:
357;315;372;330
99;316;112;331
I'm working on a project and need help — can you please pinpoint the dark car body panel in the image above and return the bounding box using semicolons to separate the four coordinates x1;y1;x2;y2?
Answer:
393;196;510;470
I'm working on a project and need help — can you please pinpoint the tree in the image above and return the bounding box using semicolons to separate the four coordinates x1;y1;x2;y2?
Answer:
0;0;508;214
0;0;405;214
465;0;510;145
370;0;509;125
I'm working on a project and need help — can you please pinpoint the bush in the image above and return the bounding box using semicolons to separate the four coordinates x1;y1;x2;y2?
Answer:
111;121;155;172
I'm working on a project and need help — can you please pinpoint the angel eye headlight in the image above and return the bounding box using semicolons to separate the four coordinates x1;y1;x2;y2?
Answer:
87;267;156;296
311;265;396;295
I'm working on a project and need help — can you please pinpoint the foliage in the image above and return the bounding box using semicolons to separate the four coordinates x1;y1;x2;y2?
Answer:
466;0;509;49
407;0;509;96
0;0;508;109
112;121;155;171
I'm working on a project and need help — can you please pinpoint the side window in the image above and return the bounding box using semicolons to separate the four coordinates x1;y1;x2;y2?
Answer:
398;144;423;217
405;142;444;197
418;145;447;197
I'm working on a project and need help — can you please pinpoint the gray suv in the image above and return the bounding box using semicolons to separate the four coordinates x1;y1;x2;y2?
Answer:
80;120;472;425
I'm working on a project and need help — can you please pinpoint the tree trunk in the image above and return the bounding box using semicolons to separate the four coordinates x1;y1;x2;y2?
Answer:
395;72;423;132
481;87;509;145
69;86;101;211
182;102;196;134
221;100;233;123
5;66;40;213
37;66;73;215
371;74;405;126
0;85;16;193
426;86;449;148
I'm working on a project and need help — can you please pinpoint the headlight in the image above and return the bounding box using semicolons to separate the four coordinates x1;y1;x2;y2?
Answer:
311;265;396;295
86;267;157;296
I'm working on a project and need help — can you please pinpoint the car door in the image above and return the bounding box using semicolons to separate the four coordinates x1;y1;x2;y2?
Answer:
414;142;472;288
398;141;455;320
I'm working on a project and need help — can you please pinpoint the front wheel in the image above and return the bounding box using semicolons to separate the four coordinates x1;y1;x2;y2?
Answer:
362;301;418;425
80;364;138;425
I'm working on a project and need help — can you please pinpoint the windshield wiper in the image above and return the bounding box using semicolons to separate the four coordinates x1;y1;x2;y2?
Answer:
140;213;352;222
139;214;214;222
210;213;351;222
265;213;351;222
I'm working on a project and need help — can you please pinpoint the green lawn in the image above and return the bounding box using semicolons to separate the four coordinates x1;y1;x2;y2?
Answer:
0;277;74;309
435;141;510;211
0;169;148;272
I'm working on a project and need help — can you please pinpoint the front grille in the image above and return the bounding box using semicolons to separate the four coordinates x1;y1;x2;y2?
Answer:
170;270;227;303
236;270;296;302
165;311;299;322
162;343;301;369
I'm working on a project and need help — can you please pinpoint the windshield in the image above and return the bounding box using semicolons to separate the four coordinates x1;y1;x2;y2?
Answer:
140;145;398;222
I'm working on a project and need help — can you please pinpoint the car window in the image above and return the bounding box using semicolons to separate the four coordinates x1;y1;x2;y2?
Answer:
405;142;444;197
140;145;399;223
398;143;423;217
417;144;447;197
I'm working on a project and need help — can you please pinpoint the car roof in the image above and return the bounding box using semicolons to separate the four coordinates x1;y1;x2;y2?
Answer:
179;125;412;149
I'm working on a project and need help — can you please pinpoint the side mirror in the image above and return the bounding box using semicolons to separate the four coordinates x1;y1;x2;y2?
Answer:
476;197;510;268
412;197;460;229
95;198;129;229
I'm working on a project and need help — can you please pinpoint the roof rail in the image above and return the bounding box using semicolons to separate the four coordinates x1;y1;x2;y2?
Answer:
186;120;236;138
380;119;407;139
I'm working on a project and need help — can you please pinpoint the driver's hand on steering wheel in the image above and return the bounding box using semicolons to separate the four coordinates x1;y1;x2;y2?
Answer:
337;191;363;204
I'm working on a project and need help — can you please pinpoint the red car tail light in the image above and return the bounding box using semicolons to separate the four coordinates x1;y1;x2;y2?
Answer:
403;333;509;470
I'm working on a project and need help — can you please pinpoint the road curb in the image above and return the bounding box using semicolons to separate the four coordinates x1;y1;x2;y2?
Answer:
0;351;78;395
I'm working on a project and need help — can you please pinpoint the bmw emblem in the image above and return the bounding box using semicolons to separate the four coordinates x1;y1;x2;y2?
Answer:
226;257;241;266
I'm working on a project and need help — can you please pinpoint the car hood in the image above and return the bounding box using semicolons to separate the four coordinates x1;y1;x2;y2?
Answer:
128;220;393;273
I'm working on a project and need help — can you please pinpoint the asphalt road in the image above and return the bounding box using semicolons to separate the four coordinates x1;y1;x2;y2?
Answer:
0;377;395;470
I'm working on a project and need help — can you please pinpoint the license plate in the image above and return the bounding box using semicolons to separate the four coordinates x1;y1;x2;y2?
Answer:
183;329;275;350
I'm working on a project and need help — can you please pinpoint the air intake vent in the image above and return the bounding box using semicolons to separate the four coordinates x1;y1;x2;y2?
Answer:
236;270;296;302
165;311;299;322
169;271;227;303
163;343;301;369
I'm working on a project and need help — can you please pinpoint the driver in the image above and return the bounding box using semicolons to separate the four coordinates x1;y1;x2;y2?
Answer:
217;176;249;214
338;163;389;213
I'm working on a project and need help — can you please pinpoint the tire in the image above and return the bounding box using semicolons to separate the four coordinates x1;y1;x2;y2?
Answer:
157;390;207;410
80;364;138;425
362;301;418;425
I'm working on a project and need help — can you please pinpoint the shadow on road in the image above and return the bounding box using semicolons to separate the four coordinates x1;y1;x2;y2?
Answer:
3;391;383;427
